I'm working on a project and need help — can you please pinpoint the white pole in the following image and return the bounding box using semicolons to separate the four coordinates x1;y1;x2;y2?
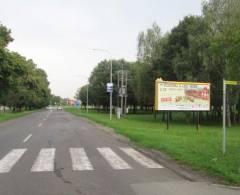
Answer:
121;64;123;115
87;84;89;113
223;79;226;154
110;58;112;120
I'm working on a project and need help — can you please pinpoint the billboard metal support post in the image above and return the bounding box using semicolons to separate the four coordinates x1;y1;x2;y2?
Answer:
196;111;200;131
167;111;169;130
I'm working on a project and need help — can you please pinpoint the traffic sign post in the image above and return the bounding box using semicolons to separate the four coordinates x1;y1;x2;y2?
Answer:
222;79;240;154
107;83;113;93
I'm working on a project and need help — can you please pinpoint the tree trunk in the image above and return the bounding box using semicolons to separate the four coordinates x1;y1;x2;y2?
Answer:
162;112;166;122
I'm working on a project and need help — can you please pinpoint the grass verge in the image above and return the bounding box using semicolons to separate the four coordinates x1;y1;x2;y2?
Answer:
65;107;240;185
0;110;34;123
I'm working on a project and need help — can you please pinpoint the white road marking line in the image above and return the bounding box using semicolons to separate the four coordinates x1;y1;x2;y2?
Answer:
120;148;164;168
23;134;32;143
70;148;93;170
0;149;27;173
43;118;46;121
97;147;132;170
38;123;42;127
31;148;55;172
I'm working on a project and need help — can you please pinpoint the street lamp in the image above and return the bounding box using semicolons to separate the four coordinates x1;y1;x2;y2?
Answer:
92;48;113;120
86;83;89;113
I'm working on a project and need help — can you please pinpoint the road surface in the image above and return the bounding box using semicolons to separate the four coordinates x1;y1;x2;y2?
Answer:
0;110;239;195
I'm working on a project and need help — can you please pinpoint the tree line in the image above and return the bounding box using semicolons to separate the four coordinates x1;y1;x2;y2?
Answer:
76;0;240;123
0;23;51;111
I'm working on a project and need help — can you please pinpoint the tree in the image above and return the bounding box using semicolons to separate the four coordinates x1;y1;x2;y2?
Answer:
0;24;14;101
0;23;13;48
0;23;51;111
88;59;131;109
76;85;88;107
130;62;154;108
203;0;240;124
137;23;162;66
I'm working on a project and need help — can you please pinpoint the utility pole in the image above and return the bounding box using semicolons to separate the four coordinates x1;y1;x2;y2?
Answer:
117;67;128;116
124;71;128;114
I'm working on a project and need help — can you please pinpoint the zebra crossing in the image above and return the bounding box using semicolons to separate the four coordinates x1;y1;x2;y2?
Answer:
0;147;164;174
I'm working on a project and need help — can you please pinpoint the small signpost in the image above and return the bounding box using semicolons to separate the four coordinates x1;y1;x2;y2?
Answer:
107;83;113;93
222;79;240;154
75;100;81;109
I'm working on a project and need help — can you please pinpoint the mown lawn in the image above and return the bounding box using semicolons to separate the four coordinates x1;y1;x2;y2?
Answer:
65;107;240;184
0;111;34;123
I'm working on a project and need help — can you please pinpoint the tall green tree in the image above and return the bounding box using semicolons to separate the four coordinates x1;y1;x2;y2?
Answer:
0;23;51;111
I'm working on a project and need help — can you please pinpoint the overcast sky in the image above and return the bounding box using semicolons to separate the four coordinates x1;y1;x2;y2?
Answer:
0;0;204;98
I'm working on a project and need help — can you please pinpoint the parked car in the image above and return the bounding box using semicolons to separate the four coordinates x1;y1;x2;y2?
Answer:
57;106;63;110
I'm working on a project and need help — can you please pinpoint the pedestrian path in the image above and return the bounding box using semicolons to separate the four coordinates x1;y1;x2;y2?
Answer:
0;147;164;173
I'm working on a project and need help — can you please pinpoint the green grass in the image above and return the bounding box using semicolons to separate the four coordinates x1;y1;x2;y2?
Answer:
65;107;240;185
0;111;34;123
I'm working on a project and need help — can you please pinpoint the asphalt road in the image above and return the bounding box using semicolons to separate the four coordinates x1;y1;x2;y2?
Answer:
0;110;239;195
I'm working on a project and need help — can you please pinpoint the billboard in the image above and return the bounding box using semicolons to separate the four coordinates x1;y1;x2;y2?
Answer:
155;79;210;111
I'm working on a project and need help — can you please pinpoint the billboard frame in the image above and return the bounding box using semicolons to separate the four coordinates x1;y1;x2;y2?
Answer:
155;79;211;112
154;78;210;130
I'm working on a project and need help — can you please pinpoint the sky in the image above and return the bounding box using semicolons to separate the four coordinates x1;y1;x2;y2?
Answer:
0;0;204;98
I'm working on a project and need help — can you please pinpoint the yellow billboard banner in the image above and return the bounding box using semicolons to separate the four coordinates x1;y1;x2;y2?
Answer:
155;79;211;111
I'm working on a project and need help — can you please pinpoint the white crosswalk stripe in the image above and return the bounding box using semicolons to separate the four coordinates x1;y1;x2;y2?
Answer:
31;148;55;172
97;147;132;170
0;149;27;173
70;148;93;170
120;148;164;168
0;147;164;174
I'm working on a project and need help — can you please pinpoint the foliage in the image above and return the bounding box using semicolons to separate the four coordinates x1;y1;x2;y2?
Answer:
0;23;51;111
0;110;34;122
76;59;133;108
75;0;240;123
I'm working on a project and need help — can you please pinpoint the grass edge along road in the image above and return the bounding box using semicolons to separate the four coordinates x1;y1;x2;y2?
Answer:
65;107;240;185
0;110;34;123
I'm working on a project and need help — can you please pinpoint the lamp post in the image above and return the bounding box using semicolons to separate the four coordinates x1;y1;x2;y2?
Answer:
92;49;113;120
86;83;89;113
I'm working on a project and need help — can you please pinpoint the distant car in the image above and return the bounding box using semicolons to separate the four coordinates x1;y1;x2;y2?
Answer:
57;106;63;110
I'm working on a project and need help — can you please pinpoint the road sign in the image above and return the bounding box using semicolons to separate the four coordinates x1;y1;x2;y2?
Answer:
224;80;240;85
119;86;126;96
107;83;113;93
75;100;81;108
222;79;240;154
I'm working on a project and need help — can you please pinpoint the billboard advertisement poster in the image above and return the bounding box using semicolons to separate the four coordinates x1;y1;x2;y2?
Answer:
155;80;210;111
